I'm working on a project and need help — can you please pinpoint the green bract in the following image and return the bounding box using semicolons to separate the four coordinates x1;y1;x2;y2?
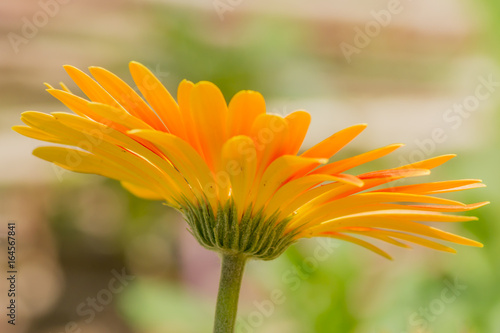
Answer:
181;198;299;260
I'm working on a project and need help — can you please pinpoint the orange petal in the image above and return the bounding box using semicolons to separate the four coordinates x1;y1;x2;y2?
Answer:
249;113;289;179
129;61;185;138
359;168;430;180
396;154;456;171
89;66;167;131
282;111;311;155
301;124;367;159
312;143;403;175
177;80;203;153
221;136;258;215
251;155;327;213
290;192;468;229
305;217;483;247
227;90;266;137
190;81;229;171
128;129;217;208
267;174;343;218
47;89;128;132
63;65;119;107
342;229;456;253
376;179;485;195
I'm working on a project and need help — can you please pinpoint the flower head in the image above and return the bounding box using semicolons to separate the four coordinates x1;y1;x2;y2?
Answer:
14;62;487;260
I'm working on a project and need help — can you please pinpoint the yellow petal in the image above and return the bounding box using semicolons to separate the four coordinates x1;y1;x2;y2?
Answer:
47;89;128;132
290;192;468;229
21;111;80;143
329;174;364;187
221;136;257;216
46;112;192;202
374;231;457;253
59;82;72;93
341;228;411;248
305;216;482;247
279;181;344;220
128;129;216;208
129;61;185;138
343;228;456;253
403;201;489;212
318;232;392;259
317;209;478;224
12;125;66;144
33;146;145;185
87;102;153;130
63;65;119;107
121;181;164;201
330;169;431;201
89;66;167;131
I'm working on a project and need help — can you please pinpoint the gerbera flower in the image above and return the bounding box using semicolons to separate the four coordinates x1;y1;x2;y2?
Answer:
13;62;487;332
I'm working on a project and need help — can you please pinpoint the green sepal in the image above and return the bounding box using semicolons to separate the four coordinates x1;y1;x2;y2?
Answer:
181;197;298;261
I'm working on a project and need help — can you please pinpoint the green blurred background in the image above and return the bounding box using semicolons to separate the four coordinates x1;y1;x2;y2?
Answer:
0;0;498;332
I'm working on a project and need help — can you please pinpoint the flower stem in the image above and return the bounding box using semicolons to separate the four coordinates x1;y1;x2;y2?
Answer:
213;253;247;333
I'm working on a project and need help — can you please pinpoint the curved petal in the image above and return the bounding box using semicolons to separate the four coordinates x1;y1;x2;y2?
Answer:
190;81;229;172
177;79;203;153
282;111;311;155
89;66;167;131
63;65;120;107
319;232;392;259
312;143;403;175
251;155;327;213
227;90;266;137
129;61;185;138
375;179;485;195
128;129;217;209
46;89;127;132
121;181;164;200
221;135;257;216
249;113;289;179
304;216;482;248
301;124;367;159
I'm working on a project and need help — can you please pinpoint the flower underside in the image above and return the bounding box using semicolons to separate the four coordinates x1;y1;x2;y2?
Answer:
14;62;488;260
183;198;297;260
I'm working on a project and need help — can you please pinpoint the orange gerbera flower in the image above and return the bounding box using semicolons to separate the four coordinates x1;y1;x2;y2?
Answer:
14;62;487;260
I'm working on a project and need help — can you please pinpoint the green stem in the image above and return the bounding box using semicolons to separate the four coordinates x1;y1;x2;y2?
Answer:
213;253;247;333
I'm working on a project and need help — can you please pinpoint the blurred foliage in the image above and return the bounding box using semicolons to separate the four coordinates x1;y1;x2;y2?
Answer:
143;7;317;100
119;280;213;332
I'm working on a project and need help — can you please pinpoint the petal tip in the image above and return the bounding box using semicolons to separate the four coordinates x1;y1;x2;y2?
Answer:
88;66;105;74
180;78;194;85
63;64;79;72
11;125;25;133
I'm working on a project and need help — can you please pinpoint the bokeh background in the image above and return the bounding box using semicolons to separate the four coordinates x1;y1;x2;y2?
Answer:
0;0;499;332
